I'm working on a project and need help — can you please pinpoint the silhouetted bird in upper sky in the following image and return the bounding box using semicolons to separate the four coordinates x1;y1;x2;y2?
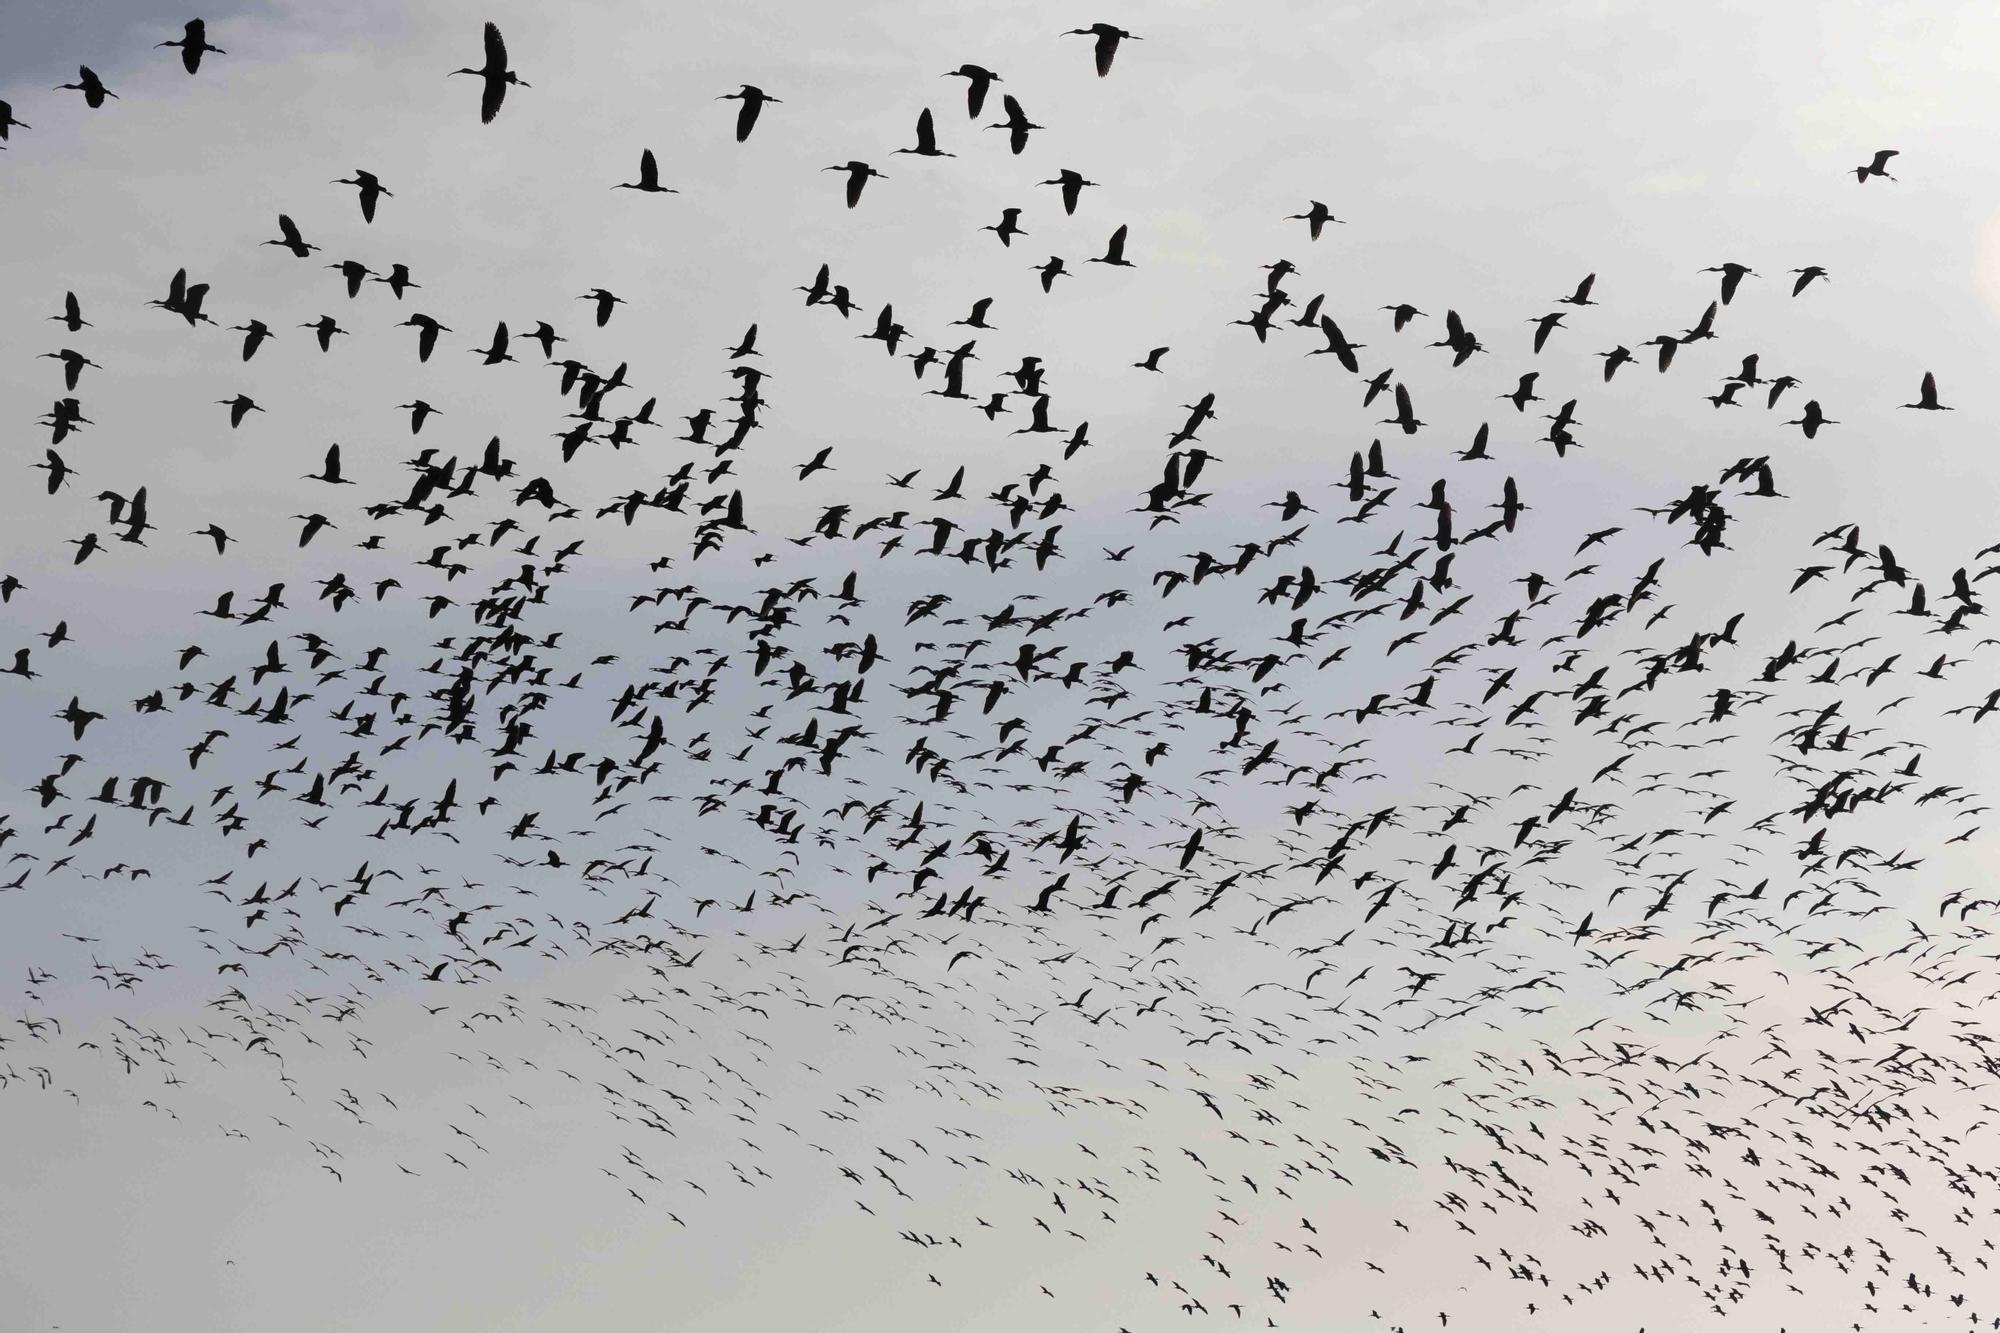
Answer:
158;19;225;74
942;65;1002;118
718;86;779;142
1066;24;1139;77
450;22;527;124
1853;148;1898;182
56;67;118;109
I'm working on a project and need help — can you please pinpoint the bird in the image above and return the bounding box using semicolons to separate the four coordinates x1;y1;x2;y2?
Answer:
264;214;319;259
578;289;624;327
216;395;264;428
1089;224;1135;268
332;170;391;223
1066;23;1139;76
614;149;677;194
1286;201;1343;240
894;108;954;158
158;19;225;74
1901;372;1953;412
1853;148;1899;182
1700;263;1756;304
56;67;118;108
304;444;354;485
824;161;885;208
982;208;1027;247
988;95;1040;155
717;85;779;142
450;22;527;123
942;65;1002;118
1785;399;1836;439
1039;170;1097;216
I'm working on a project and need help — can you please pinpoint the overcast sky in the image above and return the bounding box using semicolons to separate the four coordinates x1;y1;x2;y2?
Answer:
5;3;2000;1331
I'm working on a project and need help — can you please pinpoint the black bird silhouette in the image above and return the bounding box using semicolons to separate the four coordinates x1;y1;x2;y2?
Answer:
824;161;885;208
894;108;954;158
332;170;391;223
579;289;624;327
264;214;318;259
1901;372;1952;411
1785;399;1836;438
451;22;527;124
1066;23;1139;76
158;19;225;74
305;444;354;485
56;67;118;108
1556;273;1596;305
1853;148;1898;182
982;207;1026;247
1699;262;1755;304
1089;224;1135;268
988;95;1040;155
216;395;264;428
1040;169;1097;216
717;85;779;141
942;65;1002;117
1285;201;1343;240
614;149;677;194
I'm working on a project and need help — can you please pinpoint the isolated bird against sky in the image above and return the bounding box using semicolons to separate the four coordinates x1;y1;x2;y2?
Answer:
55;67;117;108
1854;147;1898;182
332;169;391;223
717;84;779;141
1089;223;1135;268
824;160;885;208
1039;168;1097;216
157;19;225;74
988;94;1040;155
894;107;953;158
614;148;676;194
1700;262;1756;304
1902;370;1952;411
1285;200;1343;239
942;64;1002;118
450;22;527;124
1066;23;1139;76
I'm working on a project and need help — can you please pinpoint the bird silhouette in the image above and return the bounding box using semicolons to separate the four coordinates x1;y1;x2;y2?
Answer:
450;22;527;123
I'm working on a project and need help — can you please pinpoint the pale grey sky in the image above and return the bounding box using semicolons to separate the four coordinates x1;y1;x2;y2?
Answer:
4;3;2000;1331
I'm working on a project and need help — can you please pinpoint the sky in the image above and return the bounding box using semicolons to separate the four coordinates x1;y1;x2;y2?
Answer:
5;2;2000;1331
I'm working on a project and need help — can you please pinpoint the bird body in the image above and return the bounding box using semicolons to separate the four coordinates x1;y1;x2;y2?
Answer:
451;23;527;123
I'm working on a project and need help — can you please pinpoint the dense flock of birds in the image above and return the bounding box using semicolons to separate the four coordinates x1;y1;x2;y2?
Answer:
6;17;2000;1332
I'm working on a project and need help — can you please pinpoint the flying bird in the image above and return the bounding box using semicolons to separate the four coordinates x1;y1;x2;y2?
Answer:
451;22;527;123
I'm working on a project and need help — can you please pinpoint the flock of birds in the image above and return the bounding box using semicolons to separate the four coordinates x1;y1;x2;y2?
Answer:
6;16;2000;1333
